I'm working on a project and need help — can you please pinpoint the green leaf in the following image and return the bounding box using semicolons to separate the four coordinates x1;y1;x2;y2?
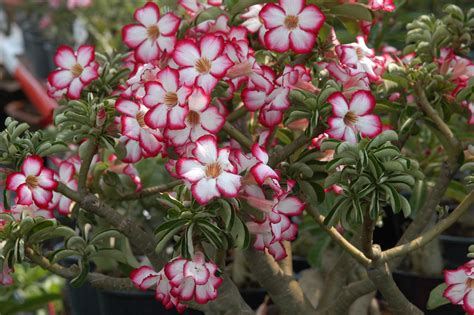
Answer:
65;236;87;251
427;283;449;310
399;194;412;218
51;249;80;264
155;222;185;254
154;219;187;235
217;200;235;231
230;216;250;249
89;229;122;245
70;260;89;288
90;249;127;263
330;4;373;21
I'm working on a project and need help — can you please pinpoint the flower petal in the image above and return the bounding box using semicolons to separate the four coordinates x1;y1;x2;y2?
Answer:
280;0;303;15
349;90;376;116
259;3;286;29
289;28;315;53
176;158;206;183
32;187;53;208
6;173;26;191
76;45;95;67
216;172;241;197
193;135;218;164
54;46;76;69
264;26;290;53
122;25;147;48
275;196;305;216
157;12;181;36
328;92;349;117
22;156;43;176
48;69;74;89
355;115;382;138
192;178;220;204
145;104;168;129
134;2;160;27
173;40;200;67
298;5;325;32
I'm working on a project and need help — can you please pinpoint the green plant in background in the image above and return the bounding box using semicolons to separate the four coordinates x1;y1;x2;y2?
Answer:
0;264;64;315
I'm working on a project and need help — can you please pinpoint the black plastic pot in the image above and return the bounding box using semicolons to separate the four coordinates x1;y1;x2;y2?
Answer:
392;270;464;315
19;21;56;79
98;290;203;315
439;234;474;269
66;282;101;315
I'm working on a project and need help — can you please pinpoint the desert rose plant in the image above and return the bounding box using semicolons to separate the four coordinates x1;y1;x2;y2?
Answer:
0;0;473;314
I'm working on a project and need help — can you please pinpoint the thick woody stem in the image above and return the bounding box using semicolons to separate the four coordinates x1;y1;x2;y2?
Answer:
361;212;376;259
367;263;423;315
244;248;315;315
222;121;253;150
119;180;182;201
56;183;166;268
25;247;135;291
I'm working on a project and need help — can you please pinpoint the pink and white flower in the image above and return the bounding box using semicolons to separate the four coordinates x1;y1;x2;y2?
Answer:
249;144;280;187
173;35;233;94
10;204;54;220
131;266;187;313
165;252;223;304
166;88;225;146
368;0;395;12
176;135;241;204
259;0;325;53
335;36;382;81
443;260;474;314
122;2;181;63
438;48;474;92
326;91;382;143
142;67;192;129
0;264;13;286
6;156;57;209
244;182;304;260
48;45;99;99
116;98;165;158
55;161;78;215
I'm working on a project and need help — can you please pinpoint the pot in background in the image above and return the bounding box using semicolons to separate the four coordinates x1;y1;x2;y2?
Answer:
66;282;101;315
98;290;203;315
439;234;474;269
392;270;464;315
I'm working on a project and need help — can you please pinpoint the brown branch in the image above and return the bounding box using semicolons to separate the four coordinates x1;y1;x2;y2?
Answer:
227;106;248;122
222;121;253;150
25;247;135;291
56;183;166;268
361;212;376;259
268;124;325;168
367;263;423;315
190;275;255;315
244;248;315;314
306;204;372;266
380;190;474;263
118;180;182;201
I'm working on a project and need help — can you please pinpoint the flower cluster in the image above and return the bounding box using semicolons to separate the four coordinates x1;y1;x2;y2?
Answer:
130;252;222;313
443;260;474;314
